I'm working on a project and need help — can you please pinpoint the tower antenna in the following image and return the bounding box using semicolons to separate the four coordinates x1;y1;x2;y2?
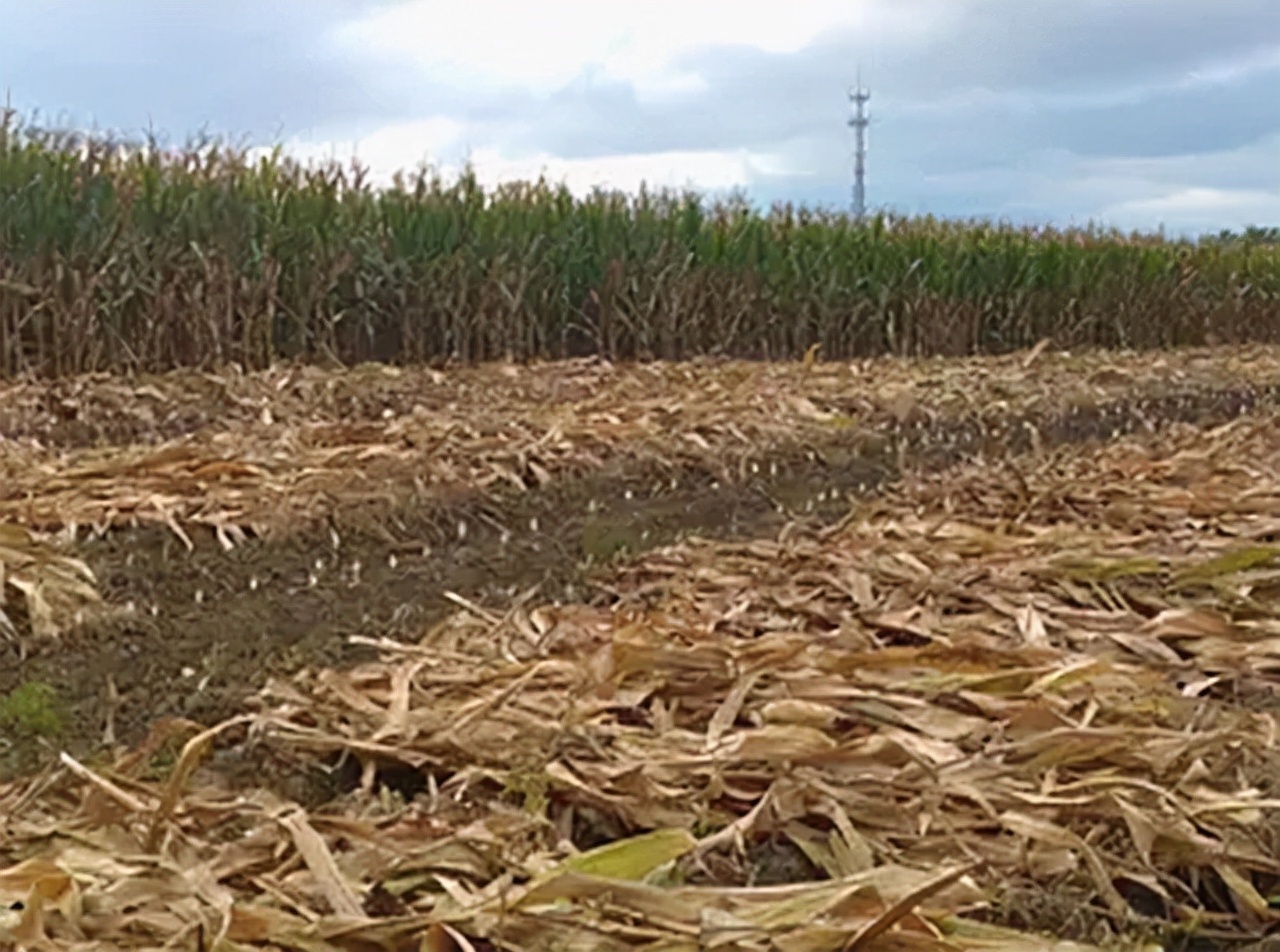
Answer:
848;70;871;221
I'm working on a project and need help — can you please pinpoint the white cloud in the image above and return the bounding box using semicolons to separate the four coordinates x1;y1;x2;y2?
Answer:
1183;43;1280;87
1082;132;1280;184
67;0;1261;233
462;146;787;195
1100;186;1280;232
331;0;949;102
1055;137;1280;231
895;45;1280;119
271;120;788;196
894;132;1280;233
275;116;467;173
291;1;876;193
292;1;954;199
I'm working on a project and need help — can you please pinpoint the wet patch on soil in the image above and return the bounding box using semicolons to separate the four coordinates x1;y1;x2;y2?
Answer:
2;381;1278;777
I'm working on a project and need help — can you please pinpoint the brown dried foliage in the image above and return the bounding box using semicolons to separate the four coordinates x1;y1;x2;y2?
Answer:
2;352;1280;949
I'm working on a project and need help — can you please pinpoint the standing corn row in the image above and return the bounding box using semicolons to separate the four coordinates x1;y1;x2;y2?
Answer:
1;113;1277;377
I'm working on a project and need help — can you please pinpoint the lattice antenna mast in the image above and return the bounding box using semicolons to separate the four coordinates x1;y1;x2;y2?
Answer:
848;71;871;220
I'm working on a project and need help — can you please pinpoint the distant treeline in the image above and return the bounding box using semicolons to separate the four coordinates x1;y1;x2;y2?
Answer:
1206;226;1280;246
1;112;1278;377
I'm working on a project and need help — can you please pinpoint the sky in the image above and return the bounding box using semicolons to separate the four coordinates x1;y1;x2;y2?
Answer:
2;0;1278;235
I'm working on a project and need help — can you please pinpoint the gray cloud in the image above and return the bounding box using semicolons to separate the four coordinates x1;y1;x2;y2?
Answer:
891;0;1279;96
1;0;1276;232
498;5;1277;169
0;0;418;141
491;0;1280;229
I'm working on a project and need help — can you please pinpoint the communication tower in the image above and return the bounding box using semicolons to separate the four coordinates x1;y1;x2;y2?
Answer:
848;76;871;220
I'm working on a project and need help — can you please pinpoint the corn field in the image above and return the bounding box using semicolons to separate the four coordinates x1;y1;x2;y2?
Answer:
1;111;1278;378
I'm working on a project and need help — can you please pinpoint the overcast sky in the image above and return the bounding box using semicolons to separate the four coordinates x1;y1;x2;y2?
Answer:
2;0;1278;235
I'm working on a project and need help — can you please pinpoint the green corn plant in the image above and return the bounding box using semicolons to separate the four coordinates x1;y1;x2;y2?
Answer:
1;109;1278;377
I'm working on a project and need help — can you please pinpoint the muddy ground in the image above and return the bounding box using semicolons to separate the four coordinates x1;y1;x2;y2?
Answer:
3;381;1278;778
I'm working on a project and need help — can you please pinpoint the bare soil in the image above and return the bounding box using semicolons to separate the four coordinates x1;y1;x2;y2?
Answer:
2;381;1276;777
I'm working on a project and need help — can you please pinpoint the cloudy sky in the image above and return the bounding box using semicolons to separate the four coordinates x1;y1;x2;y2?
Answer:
2;0;1278;234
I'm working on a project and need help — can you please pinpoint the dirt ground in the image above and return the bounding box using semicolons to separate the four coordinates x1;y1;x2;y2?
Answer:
3;379;1275;776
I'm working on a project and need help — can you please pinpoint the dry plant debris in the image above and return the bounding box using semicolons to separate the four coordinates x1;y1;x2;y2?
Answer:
4;405;1280;950
0;525;102;645
2;345;1278;538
